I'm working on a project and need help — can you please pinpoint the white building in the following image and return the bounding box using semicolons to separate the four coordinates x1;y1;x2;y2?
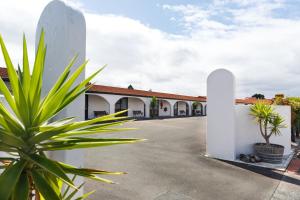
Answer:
85;84;207;119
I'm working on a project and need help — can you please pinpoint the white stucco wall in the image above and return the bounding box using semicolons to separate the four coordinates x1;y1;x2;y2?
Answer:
207;68;291;162
207;69;236;160
235;105;291;157
158;100;171;116
37;0;86;121
128;98;145;117
88;95;109;118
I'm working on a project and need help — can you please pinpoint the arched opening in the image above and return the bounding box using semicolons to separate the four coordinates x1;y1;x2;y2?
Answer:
86;94;110;119
115;97;146;118
158;99;171;117
192;102;203;116
174;101;189;117
115;97;128;116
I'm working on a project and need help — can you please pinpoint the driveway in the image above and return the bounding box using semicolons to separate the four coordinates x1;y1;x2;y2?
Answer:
84;117;299;200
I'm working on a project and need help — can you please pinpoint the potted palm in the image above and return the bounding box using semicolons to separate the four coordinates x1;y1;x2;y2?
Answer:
250;102;286;163
0;31;143;200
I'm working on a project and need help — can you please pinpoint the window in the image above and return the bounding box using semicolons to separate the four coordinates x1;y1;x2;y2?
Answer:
115;98;128;116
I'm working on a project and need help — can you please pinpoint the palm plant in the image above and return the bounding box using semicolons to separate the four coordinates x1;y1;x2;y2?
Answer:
150;96;157;118
250;102;285;145
0;31;142;200
192;101;198;110
55;176;94;200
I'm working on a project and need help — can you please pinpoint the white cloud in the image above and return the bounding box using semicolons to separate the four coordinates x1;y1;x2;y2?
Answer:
0;0;300;98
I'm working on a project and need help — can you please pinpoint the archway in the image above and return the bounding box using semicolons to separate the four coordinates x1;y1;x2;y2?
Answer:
192;102;203;116
86;94;110;119
174;101;189;116
115;97;146;118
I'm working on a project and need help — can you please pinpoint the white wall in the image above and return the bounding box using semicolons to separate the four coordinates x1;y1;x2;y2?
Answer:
235;105;291;156
158;100;171;116
37;0;86;121
88;95;109;118
128;98;145;117
206;68;291;162
207;69;236;160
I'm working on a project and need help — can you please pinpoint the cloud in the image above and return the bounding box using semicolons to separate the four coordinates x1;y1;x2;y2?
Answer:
0;0;300;98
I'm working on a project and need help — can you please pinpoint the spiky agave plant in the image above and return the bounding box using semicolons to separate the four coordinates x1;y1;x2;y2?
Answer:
0;30;142;200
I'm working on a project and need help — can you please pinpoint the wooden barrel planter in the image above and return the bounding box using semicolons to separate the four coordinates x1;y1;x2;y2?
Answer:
254;143;284;164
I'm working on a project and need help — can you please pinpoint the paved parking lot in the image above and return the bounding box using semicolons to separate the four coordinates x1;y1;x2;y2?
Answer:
84;117;299;200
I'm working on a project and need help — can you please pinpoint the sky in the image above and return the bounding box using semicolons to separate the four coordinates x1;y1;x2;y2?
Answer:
0;0;300;98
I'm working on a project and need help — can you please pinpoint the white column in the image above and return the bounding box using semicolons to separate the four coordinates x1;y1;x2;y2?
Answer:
188;102;192;116
145;102;150;118
36;0;86;196
206;69;236;161
169;100;175;117
109;103;115;114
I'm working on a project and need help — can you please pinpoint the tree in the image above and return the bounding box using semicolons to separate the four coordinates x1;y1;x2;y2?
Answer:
273;95;300;141
127;84;134;90
287;97;300;138
0;31;142;200
192;101;199;110
252;93;265;99
150;96;157;118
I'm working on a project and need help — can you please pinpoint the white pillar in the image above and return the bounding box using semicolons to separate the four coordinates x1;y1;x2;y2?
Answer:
188;102;192;116
169;101;175;117
36;0;86;196
109;103;115;114
206;69;236;161
145;102;150;118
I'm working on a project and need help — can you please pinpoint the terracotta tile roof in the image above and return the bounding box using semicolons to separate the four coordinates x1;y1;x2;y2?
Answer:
236;97;273;105
88;84;207;102
88;84;273;104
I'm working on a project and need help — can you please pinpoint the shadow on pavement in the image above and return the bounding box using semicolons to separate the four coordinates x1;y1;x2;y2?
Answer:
223;160;300;186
